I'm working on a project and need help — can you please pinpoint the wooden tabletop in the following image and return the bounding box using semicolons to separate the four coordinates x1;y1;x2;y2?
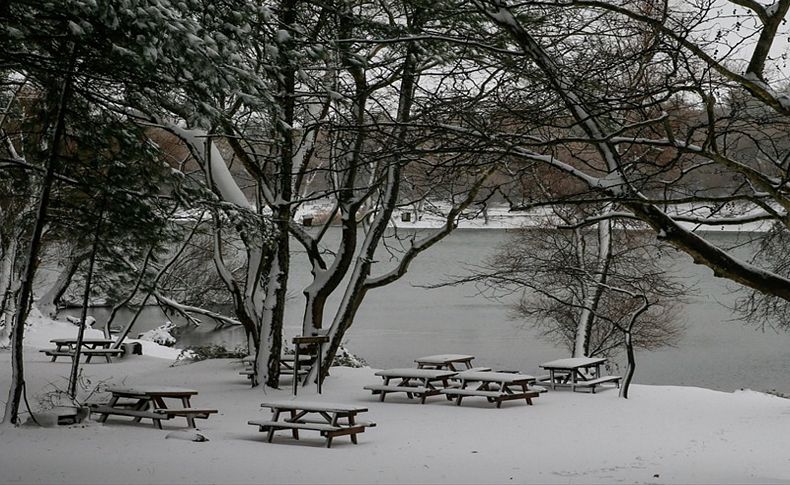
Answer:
456;371;535;383
106;386;198;397
261;401;368;413
50;338;115;345
540;357;606;370
414;354;475;365
374;368;458;379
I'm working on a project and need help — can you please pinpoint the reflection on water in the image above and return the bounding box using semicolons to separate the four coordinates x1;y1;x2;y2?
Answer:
63;229;790;394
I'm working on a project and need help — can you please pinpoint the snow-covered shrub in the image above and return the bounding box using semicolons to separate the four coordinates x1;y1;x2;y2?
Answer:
332;345;367;368
174;344;247;364
65;315;96;328
137;321;177;347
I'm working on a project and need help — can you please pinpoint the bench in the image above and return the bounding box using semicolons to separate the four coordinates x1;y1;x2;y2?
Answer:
39;348;124;363
153;407;218;427
459;367;493;373
82;349;125;363
91;404;168;429
153;408;218;419
363;384;439;403
571;375;622;393
40;349;75;362
248;419;375;448
441;388;541;407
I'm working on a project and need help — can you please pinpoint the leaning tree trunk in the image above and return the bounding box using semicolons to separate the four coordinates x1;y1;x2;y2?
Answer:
620;331;636;399
67;206;104;398
36;245;88;319
573;213;613;357
256;234;287;388
3;52;74;424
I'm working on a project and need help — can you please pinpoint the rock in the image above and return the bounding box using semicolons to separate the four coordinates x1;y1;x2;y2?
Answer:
165;431;209;442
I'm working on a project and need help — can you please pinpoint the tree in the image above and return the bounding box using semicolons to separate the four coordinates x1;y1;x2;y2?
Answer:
0;0;249;424
440;210;685;397
415;0;790;311
152;0;500;388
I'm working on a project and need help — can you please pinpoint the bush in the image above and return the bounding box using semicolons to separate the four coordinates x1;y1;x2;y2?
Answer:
333;345;367;368
175;344;247;364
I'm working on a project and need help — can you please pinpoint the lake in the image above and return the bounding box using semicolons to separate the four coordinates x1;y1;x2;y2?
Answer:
67;228;790;395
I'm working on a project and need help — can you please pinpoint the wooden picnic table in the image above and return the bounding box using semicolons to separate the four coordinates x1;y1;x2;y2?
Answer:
414;354;482;371
364;368;457;404
249;401;375;448
538;357;621;392
42;338;123;363
92;386;217;429
442;371;540;407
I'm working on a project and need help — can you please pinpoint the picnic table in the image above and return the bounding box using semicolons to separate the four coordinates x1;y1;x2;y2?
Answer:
363;368;457;404
249;401;375;448
414;354;489;371
441;371;541;407
538;357;621;393
40;338;123;363
91;386;217;429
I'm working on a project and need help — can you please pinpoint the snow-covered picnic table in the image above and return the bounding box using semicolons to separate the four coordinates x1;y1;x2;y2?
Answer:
441;371;541;407
40;338;123;363
91;386;217;429
364;368;458;404
538;357;621;393
414;354;488;371
249;401;376;448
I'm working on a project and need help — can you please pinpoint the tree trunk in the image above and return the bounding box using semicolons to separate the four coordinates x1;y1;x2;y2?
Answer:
36;245;88;319
68;206;104;398
256;233;288;388
620;331;636;399
0;235;21;328
573;215;612;357
3;49;74;424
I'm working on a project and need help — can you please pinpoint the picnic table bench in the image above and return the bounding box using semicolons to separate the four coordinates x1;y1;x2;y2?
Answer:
40;338;123;363
537;357;621;393
249;401;375;448
441;371;541;407
364;368;457;404
92;386;217;429
239;354;312;380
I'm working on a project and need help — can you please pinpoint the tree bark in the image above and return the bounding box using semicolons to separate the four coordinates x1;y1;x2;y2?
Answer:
67;206;104;398
620;331;636;399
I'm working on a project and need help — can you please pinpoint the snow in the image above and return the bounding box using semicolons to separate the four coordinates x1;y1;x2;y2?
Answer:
540;357;605;369
296;200;775;232
2;319;790;483
136;321;177;347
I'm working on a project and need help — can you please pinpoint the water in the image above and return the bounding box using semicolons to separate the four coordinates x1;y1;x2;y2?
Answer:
65;229;790;394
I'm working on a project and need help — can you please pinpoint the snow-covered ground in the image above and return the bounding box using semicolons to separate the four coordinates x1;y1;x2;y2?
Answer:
1;319;789;484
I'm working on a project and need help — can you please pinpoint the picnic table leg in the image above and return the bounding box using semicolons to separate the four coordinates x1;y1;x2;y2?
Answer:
181;397;196;428
290;410;299;440
347;413;358;444
549;370;556;390
379;377;390;402
267;410;281;443
97;395;120;423
571;370;579;392
522;383;533;405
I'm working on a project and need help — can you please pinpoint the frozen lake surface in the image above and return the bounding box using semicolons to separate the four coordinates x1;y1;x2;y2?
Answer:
70;229;790;395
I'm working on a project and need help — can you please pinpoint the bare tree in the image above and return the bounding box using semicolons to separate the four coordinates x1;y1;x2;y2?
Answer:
419;0;790;308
